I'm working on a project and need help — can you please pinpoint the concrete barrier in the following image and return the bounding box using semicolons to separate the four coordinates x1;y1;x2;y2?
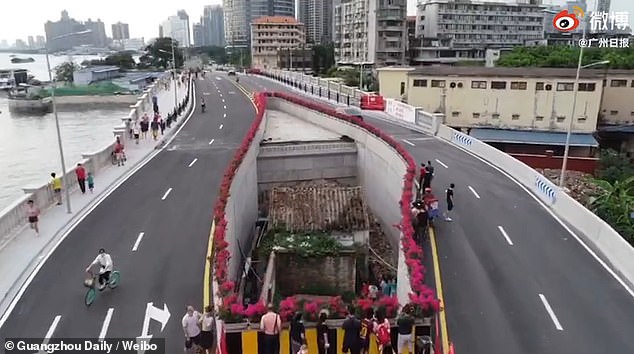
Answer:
267;97;414;303
385;98;416;124
0;72;193;242
436;124;634;289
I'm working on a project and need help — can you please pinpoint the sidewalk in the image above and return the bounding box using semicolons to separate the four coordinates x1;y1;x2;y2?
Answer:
0;77;192;318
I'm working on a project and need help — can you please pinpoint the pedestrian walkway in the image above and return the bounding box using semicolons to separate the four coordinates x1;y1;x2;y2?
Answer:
0;77;192;318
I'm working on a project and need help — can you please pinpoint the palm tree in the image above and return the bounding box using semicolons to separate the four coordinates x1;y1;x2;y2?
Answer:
590;176;634;243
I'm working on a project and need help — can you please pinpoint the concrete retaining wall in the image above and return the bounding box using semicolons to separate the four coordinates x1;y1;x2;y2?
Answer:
267;98;405;251
0;72;192;242
257;142;358;189
225;111;267;281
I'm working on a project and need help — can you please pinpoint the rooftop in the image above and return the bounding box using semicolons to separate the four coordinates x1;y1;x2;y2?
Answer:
269;185;370;233
76;65;120;74
262;109;342;143
401;66;634;79
252;16;300;25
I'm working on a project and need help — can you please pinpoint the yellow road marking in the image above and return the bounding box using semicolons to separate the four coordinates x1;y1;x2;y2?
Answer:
203;221;215;308
429;226;450;354
228;79;258;112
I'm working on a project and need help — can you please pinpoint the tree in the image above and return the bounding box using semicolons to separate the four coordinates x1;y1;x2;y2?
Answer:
597;149;634;184
312;43;335;75
54;61;80;83
139;37;184;69
590;176;634;243
207;46;228;64
83;53;136;70
496;45;634;69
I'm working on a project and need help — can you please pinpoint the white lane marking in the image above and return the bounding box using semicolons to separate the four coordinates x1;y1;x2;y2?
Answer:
223;113;226;118
435;159;449;169
0;78;197;330
99;308;114;341
132;232;145;252
199;78;205;81
539;294;564;331
215;77;222;81
222;98;225;103
219;124;224;130
188;158;198;167
497;226;514;246
229;91;236;94
43;315;61;341
468;185;481;199
209;138;215;145
203;92;211;96
161;188;173;200
223;105;227;109
219;93;223;97
402;139;415;146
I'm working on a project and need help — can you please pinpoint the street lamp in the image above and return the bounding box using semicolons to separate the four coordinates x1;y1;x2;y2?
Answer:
558;53;610;187
158;38;178;111
44;32;88;214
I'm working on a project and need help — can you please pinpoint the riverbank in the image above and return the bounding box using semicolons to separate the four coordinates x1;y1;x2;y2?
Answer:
53;94;138;108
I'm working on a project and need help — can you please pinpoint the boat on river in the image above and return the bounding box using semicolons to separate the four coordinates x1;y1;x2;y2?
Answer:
10;57;35;64
7;84;53;114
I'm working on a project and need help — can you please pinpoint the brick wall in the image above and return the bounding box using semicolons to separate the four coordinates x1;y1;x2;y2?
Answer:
275;251;356;296
510;150;599;174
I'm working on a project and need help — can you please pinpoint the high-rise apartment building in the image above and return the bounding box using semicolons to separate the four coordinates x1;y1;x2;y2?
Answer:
333;0;407;66
250;16;305;69
112;22;130;40
44;10;107;52
27;36;35;48
412;0;544;65
203;5;225;46
298;0;335;44
224;0;295;48
193;22;204;46
161;11;191;47
596;0;610;13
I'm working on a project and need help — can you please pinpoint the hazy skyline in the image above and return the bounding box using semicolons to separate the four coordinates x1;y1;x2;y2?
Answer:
1;0;632;44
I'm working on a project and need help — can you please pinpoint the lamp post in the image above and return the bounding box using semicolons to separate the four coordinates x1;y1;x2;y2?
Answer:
158;39;178;112
558;57;610;187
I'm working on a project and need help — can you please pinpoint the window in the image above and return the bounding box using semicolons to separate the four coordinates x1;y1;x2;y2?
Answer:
431;80;445;88
578;83;596;91
631;80;634;88
472;112;480;119
413;79;427;87
557;82;574;91
610;110;618;115
536;82;544;90
400;82;405;95
535;116;544;121
510;81;527;90
556;115;566;122
491;81;506;89
471;80;487;89
610;79;627;87
512;114;520;120
577;116;587;122
452;111;460;117
631;111;634;116
492;113;500;119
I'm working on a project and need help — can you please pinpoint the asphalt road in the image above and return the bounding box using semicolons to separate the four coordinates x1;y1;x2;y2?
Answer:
238;74;634;354
0;73;256;352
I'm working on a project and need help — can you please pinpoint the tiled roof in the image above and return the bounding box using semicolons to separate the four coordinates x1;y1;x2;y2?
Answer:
252;16;299;24
269;185;369;232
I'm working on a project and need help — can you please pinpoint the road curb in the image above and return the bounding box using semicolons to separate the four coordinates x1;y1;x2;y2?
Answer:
0;79;195;324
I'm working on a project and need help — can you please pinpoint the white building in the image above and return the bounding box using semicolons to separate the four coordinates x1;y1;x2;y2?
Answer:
333;0;407;66
161;12;191;47
412;0;544;65
250;16;306;69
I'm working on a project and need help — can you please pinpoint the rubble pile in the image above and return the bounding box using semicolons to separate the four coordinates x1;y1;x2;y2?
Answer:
537;168;601;207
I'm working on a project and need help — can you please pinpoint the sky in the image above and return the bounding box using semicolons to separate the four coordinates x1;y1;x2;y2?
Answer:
1;0;632;43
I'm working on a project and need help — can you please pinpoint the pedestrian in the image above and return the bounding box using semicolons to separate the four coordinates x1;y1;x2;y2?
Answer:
342;306;361;354
75;163;87;194
426;160;435;184
126;118;133;139
317;310;330;354
260;303;281;354
445;183;455;222
151;119;159;140
290;312;306;354
159;116;166;135
396;304;415;354
359;308;373;354
141;113;150;139
49;172;62;205
133;124;140;145
374;310;392;354
422;162;433;191
114;138;125;167
182;305;202;354
417;163;426;198
87;172;95;193
198;306;216;354
25;199;40;235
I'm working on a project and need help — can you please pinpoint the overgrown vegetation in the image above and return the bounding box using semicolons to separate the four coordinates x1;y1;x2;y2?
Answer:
138;37;185;69
53;61;80;82
82;52;136;70
590;149;634;243
322;67;379;91
497;45;634;69
258;228;343;258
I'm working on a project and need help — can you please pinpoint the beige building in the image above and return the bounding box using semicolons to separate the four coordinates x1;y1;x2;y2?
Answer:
250;16;306;70
378;66;634;155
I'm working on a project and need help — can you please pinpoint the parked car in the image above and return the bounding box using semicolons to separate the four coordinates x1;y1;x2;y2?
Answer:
228;70;236;76
336;107;364;120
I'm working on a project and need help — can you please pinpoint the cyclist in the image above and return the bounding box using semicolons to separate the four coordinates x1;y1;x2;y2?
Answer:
201;98;206;112
236;76;239;83
86;248;113;291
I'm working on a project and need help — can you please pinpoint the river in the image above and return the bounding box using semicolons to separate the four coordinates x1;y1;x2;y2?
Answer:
0;53;130;211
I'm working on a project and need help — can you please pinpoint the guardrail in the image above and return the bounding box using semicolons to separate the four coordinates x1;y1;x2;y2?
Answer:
0;71;193;242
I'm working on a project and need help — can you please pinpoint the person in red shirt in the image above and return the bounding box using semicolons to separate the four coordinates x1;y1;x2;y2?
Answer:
114;137;125;167
75;163;87;194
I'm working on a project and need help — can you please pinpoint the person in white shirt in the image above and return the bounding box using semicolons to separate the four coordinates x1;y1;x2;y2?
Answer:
85;248;113;291
182;306;202;353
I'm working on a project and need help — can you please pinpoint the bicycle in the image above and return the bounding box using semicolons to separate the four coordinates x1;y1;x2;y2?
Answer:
84;270;121;307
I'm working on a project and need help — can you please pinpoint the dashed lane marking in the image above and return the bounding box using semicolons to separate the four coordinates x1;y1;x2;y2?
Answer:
468;185;481;199
402;139;415;146
132;232;145;252
497;226;514;246
208;139;215;145
188;158;198;168
219;124;224;130
161;188;173;200
539;294;564;331
98;308;114;341
435;159;449;169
